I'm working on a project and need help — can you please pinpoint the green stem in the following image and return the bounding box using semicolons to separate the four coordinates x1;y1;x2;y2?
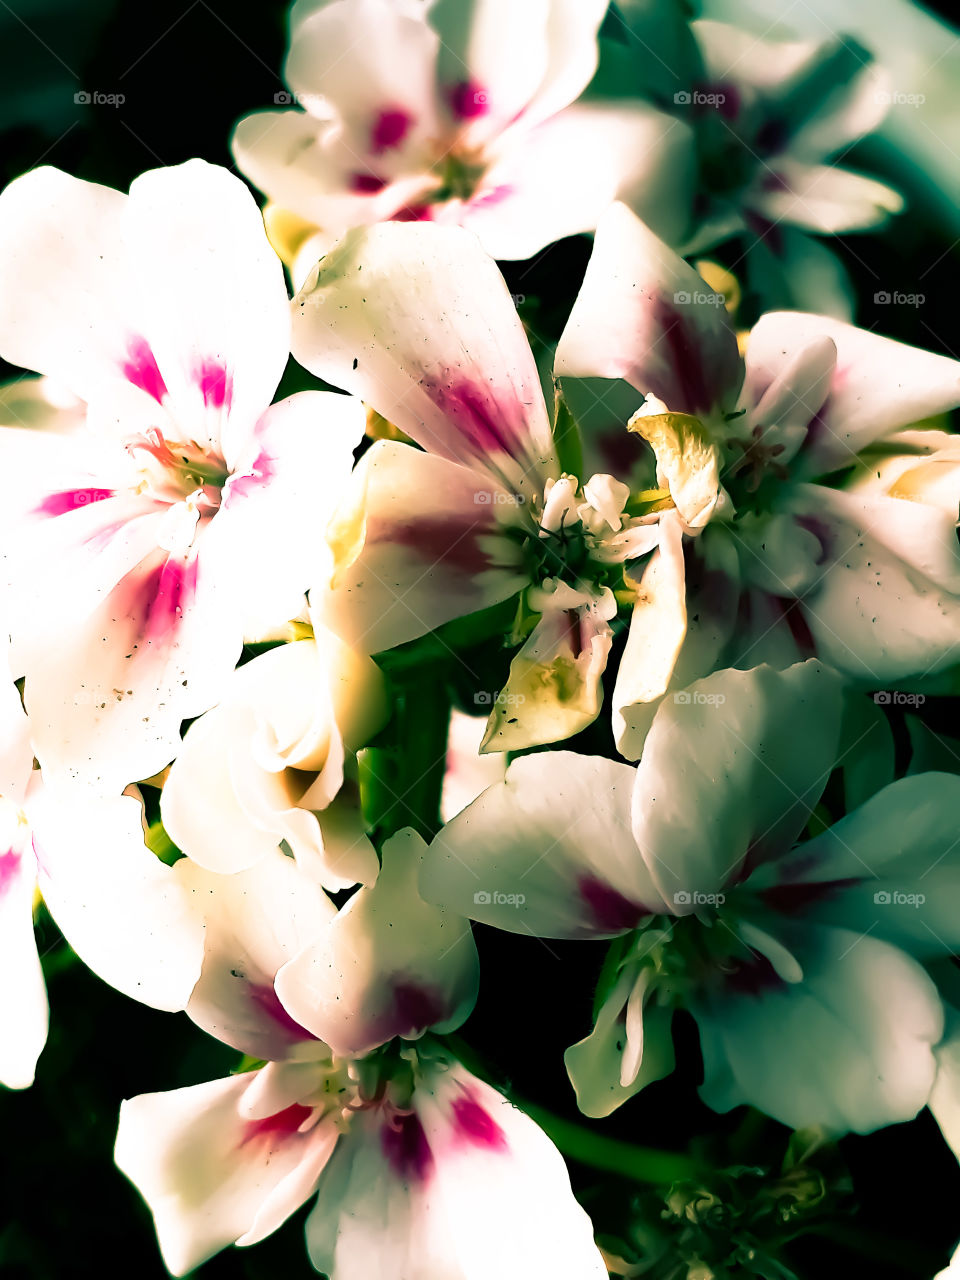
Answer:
361;666;451;844
517;1099;699;1186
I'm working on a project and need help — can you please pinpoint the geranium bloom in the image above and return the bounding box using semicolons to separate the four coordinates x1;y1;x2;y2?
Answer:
0;661;204;1089
618;13;902;313
556;202;960;757
0;159;363;792
291;219;668;751
115;832;606;1278
162;611;387;890
422;661;960;1133
232;0;691;280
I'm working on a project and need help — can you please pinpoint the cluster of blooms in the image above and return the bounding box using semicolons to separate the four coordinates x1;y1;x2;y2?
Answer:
1;1;959;1277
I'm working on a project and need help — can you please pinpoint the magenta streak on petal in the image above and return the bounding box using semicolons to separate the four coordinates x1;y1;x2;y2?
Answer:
578;874;648;933
138;556;198;643
241;1101;314;1146
0;848;21;895
225;447;276;503
448;80;490;120
36;488;114;517
381;1110;433;1182
351;172;388;194
393;203;433;222
390;980;447;1037
376;514;495;575
248;981;318;1042
774;595;817;658
761;876;861;916
196;359;233;412
451;1092;507;1152
370;107;413;154
652;297;725;418
121;338;168;403
468;183;514;211
427;380;521;459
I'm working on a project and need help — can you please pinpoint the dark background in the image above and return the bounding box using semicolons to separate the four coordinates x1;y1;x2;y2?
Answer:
1;1;960;1276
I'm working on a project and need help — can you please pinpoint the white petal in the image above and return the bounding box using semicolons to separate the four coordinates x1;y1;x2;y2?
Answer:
116;1072;337;1276
0;814;46;1090
422;750;667;938
33;790;204;1011
441;711;507;822
277;829;479;1056
291;221;557;496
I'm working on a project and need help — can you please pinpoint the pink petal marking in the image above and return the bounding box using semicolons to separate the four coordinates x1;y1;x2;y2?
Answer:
578;874;649;933
0;848;21;896
351;172;388;194
224;445;277;503
451;1091;507;1152
425;379;522;458
375;513;496;575
381;1110;434;1182
241;1102;314;1146
392;203;433;222
136;556;198;643
196;359;233;412
121;338;168;404
370;107;414;154
36;488;114;517
248;981;317;1043
468;183;513;210
448;81;490;120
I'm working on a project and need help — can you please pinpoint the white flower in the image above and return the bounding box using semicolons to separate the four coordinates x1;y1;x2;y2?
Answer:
232;0;691;278
115;831;606;1279
0;159;363;792
162;612;387;890
557;202;960;757
291;219;664;752
422;661;960;1133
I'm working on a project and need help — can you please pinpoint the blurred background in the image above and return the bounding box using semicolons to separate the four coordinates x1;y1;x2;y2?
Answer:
1;1;959;1276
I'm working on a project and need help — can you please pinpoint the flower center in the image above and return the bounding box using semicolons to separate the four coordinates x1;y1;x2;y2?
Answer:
125;428;229;510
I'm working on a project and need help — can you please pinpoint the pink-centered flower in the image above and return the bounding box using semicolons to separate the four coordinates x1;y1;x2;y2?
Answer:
422;661;960;1134
291;219;667;753
0;160;363;792
115;831;606;1279
556;202;960;757
232;0;691;278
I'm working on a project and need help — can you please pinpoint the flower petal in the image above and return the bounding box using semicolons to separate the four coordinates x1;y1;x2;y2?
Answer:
631;662;843;907
276;829;479;1056
556;202;743;416
116;1072;337;1276
422;750;667;938
694;924;944;1132
291;222;557;495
